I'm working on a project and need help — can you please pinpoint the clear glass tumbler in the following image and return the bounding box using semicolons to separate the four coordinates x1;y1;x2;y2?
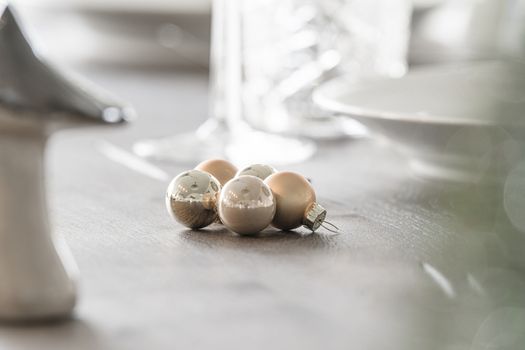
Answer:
240;0;412;136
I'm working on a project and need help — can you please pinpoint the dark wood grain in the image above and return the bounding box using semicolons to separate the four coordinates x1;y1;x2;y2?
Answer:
0;67;524;350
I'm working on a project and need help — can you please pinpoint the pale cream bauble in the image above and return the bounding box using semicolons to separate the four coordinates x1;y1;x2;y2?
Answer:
236;164;277;180
218;175;276;235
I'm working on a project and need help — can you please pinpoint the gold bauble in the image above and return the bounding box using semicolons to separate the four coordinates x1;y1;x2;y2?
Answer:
166;169;221;229
218;176;276;235
195;159;237;186
265;171;326;231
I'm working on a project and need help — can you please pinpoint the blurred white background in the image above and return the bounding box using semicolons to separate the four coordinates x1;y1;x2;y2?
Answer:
10;0;212;68
9;0;525;69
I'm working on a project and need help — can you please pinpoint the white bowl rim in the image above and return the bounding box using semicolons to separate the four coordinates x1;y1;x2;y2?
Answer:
313;61;525;127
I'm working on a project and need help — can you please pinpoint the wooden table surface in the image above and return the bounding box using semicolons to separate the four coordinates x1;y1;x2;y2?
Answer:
1;67;524;350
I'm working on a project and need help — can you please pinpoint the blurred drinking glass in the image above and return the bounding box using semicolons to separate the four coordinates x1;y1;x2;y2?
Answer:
240;0;412;137
135;0;412;163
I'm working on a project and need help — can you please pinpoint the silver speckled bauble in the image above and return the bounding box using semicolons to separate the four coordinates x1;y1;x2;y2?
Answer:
236;164;277;180
166;169;221;229
218;175;276;235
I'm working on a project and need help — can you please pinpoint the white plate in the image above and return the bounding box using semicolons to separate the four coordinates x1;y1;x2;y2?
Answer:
315;60;525;126
314;60;525;182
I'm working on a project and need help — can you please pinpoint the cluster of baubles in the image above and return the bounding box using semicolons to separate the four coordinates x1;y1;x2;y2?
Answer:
166;159;328;235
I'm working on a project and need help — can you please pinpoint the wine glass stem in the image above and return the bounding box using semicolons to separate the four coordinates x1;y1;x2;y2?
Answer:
209;0;245;133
